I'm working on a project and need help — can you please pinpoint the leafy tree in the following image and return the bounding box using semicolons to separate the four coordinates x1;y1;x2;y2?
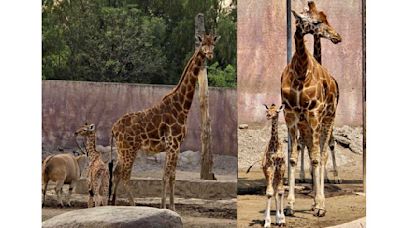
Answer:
42;0;237;87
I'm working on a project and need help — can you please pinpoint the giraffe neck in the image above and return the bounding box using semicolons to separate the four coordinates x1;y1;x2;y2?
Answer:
313;35;322;64
268;116;279;152
85;133;99;161
166;49;206;114
293;28;311;79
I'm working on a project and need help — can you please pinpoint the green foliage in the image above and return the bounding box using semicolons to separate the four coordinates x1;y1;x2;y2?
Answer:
42;0;236;87
208;62;236;88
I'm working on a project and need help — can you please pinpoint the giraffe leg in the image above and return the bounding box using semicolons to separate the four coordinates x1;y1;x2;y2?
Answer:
276;160;286;226
278;191;286;226
168;154;178;211
306;125;325;217
120;151;136;206
94;177;103;207
162;146;179;210
88;187;94;208
329;134;342;184
299;140;306;183
110;160;122;205
264;195;272;228
263;159;275;227
102;172;110;206
275;192;280;226
284;126;298;216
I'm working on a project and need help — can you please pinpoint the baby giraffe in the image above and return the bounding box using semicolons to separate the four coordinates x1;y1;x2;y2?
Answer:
248;104;286;227
262;104;286;227
75;123;109;207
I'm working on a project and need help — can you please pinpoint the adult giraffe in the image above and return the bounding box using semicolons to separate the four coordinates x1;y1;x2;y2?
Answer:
298;2;341;184
109;34;220;210
281;1;341;217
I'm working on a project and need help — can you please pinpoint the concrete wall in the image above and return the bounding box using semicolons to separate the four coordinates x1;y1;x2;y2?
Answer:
42;80;237;156
238;0;363;126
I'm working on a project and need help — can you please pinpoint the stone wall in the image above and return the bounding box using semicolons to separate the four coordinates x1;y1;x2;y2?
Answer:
238;0;363;126
42;80;237;156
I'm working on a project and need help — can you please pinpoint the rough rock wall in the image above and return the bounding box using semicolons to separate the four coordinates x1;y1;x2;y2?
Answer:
42;80;237;156
238;0;363;126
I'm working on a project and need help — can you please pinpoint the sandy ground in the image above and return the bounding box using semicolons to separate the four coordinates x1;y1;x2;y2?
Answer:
237;194;365;228
238;125;365;228
238;169;365;228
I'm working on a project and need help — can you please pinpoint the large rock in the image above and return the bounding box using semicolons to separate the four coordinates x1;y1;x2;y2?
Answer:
42;206;183;228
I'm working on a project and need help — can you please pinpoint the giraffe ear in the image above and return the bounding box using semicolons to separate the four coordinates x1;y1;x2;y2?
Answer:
263;104;269;109
195;34;203;43
278;104;285;112
213;35;221;43
292;10;303;22
88;124;95;131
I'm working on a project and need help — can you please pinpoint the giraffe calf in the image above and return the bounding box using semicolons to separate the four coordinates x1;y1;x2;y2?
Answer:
75;123;110;208
248;104;286;227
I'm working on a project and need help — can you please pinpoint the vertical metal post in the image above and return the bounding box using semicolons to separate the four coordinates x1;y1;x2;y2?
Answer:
286;0;292;182
287;0;292;64
362;0;366;194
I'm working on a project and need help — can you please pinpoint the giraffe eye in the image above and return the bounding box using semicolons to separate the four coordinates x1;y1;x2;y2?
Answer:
313;21;322;25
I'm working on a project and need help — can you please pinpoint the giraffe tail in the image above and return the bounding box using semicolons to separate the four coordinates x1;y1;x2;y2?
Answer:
246;159;262;174
108;132;114;200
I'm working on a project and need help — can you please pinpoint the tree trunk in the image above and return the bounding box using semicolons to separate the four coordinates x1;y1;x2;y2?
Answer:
195;13;216;180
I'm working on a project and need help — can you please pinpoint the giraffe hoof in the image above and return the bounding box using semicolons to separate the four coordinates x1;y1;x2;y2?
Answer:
313;208;326;217
284;208;295;216
42;202;45;208
65;203;72;208
57;203;64;208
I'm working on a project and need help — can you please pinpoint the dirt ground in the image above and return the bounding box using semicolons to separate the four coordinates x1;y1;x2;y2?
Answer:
238;169;365;228
238;194;365;228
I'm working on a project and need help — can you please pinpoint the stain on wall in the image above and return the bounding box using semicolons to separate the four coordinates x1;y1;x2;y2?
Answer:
238;0;363;126
42;80;237;156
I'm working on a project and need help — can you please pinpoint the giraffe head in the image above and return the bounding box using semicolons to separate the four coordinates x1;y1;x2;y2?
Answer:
74;123;96;137
263;104;285;120
292;1;342;44
196;34;221;60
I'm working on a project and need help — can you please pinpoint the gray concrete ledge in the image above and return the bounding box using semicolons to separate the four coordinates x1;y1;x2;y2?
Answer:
71;178;236;200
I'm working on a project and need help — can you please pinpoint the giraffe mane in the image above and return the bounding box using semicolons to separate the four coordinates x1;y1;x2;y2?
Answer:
161;48;201;101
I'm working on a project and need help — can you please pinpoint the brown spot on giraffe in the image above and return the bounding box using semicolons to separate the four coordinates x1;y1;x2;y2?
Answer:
109;34;220;210
281;1;341;217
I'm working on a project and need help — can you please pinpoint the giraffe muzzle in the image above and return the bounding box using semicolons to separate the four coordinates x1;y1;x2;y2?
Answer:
330;34;342;44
